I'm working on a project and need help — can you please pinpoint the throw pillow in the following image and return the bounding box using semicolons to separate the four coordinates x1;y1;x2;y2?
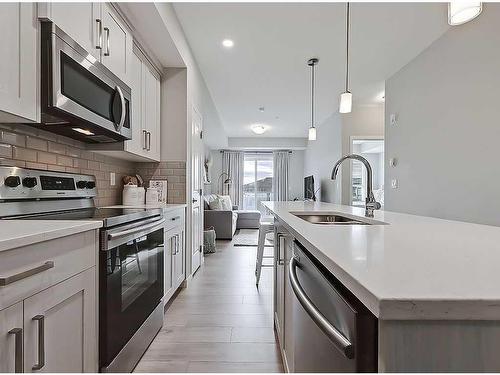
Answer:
208;196;223;210
219;195;233;210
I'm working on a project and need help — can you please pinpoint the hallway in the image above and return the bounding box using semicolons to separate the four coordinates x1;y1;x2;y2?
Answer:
134;235;283;372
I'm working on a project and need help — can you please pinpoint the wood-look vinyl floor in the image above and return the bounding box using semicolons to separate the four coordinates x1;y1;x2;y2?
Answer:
134;236;283;373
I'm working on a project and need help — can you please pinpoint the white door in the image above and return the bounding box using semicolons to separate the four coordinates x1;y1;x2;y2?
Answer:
0;302;23;373
101;4;131;85
191;107;203;274
38;3;101;61
23;268;97;373
0;3;38;122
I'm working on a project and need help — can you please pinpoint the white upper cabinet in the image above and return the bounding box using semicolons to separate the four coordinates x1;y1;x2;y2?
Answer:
38;3;132;85
124;47;161;161
0;3;38;123
100;3;132;85
38;2;101;61
143;63;161;161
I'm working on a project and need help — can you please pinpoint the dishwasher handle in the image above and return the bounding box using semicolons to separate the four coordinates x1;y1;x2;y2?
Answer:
289;256;355;359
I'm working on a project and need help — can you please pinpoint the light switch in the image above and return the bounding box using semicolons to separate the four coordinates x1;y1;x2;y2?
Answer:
391;179;399;189
390;114;398;126
110;172;116;186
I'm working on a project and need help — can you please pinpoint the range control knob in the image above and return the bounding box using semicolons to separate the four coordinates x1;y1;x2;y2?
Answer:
76;180;87;189
86;181;96;189
22;177;37;188
4;176;21;188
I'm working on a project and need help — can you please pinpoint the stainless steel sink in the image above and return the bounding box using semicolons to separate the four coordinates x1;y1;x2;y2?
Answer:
292;213;370;225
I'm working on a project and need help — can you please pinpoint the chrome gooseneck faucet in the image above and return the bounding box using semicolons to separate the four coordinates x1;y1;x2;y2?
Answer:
331;154;381;218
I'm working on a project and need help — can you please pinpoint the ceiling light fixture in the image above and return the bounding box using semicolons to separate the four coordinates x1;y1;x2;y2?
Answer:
251;124;267;135
339;2;352;114
307;58;319;141
448;1;482;25
222;39;234;48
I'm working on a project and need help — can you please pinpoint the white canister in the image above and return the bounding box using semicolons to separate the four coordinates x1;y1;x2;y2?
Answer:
146;187;159;205
137;187;146;205
123;184;139;205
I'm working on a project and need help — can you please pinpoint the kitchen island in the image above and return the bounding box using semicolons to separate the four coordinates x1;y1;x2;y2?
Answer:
263;201;500;372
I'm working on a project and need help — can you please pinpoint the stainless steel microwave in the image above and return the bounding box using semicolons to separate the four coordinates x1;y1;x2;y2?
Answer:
38;22;132;143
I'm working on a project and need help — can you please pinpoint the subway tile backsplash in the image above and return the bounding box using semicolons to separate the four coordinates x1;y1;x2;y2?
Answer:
0;124;186;206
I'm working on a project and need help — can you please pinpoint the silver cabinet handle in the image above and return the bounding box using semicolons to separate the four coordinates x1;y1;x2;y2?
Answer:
95;19;102;49
276;233;289;265
32;315;45;370
142;130;147;150
115;86;126;131
289;256;354;359
0;261;54;286
103;27;110;56
147;131;151;151
108;218;165;240
8;328;23;373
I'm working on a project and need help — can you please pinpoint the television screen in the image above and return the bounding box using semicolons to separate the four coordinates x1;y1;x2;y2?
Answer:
304;175;315;200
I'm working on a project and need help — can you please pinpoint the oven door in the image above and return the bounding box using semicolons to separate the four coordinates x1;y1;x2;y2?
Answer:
99;216;164;368
42;22;131;142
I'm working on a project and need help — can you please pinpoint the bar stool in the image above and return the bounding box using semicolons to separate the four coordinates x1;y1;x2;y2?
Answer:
255;221;274;286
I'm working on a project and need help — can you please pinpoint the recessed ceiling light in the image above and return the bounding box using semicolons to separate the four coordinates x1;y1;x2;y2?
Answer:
222;39;234;48
251;124;267;135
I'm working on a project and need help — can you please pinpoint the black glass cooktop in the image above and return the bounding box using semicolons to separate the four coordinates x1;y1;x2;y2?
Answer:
16;207;162;228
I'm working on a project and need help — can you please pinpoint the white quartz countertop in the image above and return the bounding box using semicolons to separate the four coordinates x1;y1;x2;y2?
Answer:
263;201;500;320
0;220;102;253
103;204;186;212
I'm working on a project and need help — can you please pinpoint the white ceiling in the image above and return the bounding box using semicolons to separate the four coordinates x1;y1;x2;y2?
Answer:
174;3;449;138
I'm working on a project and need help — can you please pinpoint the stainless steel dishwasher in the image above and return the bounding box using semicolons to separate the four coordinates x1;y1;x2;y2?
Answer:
290;241;377;372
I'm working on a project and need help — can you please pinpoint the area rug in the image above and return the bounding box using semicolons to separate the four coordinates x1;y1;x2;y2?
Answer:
233;229;273;247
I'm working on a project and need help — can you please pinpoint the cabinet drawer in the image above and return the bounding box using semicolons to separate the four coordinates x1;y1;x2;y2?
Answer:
0;230;97;311
163;208;185;232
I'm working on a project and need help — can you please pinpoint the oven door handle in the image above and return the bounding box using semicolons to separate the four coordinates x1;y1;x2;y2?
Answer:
108;218;165;240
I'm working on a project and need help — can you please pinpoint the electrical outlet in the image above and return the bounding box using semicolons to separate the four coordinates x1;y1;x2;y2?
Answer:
110;172;116;186
391;179;399;189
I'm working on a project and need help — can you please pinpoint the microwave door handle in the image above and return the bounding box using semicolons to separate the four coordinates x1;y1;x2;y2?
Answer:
115;86;126;131
289;256;354;359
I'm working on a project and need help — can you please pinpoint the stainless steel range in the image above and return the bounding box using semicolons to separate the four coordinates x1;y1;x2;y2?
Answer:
0;167;164;372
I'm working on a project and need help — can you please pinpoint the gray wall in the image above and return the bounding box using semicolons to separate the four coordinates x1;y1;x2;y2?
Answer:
303;113;343;203
385;4;500;226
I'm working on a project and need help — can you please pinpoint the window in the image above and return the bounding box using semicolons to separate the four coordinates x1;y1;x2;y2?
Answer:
243;153;273;215
350;139;384;207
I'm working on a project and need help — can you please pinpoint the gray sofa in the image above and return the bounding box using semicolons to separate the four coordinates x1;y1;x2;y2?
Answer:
203;194;261;239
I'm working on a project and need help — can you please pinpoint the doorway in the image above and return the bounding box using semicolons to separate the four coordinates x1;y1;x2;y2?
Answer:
350;138;384;207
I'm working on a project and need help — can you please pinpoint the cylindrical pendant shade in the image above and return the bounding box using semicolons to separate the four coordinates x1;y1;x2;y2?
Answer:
448;1;482;25
339;92;352;114
308;127;317;141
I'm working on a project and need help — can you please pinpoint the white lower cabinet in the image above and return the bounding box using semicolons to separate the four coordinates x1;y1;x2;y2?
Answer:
0;230;98;373
163;209;186;305
23;268;96;373
0;302;23;373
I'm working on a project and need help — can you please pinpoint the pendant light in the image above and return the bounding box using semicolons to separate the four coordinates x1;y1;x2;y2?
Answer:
339;2;352;114
448;1;482;25
308;58;319;141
